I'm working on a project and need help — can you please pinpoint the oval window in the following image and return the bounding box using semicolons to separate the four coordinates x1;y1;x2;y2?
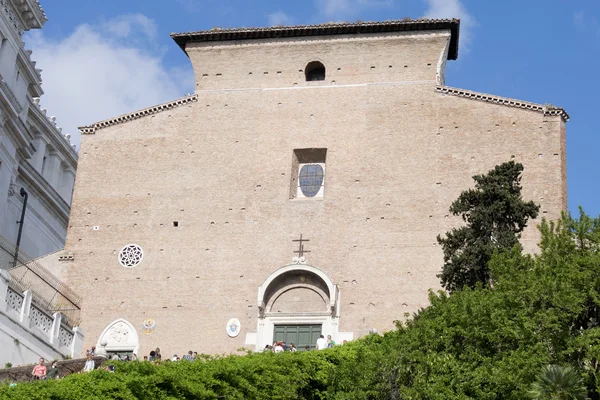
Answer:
299;164;324;197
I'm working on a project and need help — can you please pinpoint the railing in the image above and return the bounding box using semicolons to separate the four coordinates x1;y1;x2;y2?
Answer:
2;280;84;358
58;325;74;349
6;287;23;314
30;303;53;334
0;234;81;326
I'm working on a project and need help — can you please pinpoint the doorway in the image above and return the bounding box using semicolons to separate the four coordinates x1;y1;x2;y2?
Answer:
273;324;322;350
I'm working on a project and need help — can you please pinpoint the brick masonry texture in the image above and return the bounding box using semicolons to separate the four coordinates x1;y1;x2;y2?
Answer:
65;31;567;357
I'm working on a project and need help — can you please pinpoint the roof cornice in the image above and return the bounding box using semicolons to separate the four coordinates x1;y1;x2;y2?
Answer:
171;19;460;60
435;86;570;122
79;94;198;135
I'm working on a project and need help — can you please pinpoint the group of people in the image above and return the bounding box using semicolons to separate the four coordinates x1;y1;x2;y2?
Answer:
30;336;343;381
30;358;60;381
30;351;113;381
264;334;338;353
143;348;198;362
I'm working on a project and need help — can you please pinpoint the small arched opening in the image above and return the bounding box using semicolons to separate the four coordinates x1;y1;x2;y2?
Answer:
305;61;326;81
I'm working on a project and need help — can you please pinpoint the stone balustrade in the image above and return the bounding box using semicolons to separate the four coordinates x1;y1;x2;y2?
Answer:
0;270;84;366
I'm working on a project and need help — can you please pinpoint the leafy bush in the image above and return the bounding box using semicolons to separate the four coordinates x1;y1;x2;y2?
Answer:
1;210;599;399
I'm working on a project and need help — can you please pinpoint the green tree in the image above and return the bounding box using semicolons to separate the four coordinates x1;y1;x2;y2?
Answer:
529;365;588;400
437;161;539;292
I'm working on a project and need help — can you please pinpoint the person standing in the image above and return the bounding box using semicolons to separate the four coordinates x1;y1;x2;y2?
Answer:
183;351;194;361
316;335;327;350
289;343;297;352
31;358;47;380
327;335;336;348
82;355;95;372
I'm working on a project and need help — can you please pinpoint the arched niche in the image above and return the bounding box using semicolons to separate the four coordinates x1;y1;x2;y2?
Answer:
253;264;341;351
305;61;326;81
257;264;338;317
96;318;139;355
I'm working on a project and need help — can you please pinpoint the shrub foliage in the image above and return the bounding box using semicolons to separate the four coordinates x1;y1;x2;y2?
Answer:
2;210;599;399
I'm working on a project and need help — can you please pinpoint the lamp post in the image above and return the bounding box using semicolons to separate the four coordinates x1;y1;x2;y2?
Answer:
12;187;28;269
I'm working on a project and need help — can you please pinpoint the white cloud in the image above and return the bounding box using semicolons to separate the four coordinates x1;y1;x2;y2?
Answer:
424;0;475;51
102;14;157;39
319;0;393;20
268;11;294;26
24;14;194;149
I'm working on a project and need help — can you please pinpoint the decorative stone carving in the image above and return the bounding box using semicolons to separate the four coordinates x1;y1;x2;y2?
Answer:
97;319;139;354
107;321;130;344
119;244;143;268
0;0;24;35
7;178;18;197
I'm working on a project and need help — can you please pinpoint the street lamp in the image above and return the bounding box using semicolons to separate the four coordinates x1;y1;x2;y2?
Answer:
12;187;28;268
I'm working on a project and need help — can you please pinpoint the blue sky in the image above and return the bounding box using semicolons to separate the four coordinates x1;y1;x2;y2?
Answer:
26;0;599;216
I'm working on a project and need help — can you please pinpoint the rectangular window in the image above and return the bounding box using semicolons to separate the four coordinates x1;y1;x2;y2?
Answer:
289;148;327;199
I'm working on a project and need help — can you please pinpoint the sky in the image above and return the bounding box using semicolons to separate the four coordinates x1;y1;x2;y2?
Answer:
24;0;599;216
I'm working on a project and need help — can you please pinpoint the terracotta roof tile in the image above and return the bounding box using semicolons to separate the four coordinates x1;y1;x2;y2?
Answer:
171;19;460;60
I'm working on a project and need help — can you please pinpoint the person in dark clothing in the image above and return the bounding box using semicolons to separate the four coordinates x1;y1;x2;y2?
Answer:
46;362;60;380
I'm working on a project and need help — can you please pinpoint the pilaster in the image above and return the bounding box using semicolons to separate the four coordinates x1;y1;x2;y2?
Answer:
30;137;46;172
50;312;62;346
19;288;31;324
71;326;84;358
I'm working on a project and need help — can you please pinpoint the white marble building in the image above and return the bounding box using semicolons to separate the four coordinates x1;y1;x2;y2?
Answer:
0;0;77;260
0;0;83;367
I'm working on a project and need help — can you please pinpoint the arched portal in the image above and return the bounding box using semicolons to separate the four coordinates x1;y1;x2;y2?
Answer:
96;318;139;357
255;264;340;351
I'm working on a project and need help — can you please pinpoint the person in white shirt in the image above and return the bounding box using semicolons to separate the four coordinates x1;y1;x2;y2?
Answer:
82;355;95;372
274;342;284;353
316;335;327;350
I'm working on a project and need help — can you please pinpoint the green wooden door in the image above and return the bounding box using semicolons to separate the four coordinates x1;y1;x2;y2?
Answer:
273;325;322;350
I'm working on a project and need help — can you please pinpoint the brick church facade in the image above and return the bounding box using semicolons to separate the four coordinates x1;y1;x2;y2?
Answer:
61;19;568;356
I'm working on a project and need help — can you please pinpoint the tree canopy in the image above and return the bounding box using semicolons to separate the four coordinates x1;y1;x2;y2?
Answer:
437;161;540;292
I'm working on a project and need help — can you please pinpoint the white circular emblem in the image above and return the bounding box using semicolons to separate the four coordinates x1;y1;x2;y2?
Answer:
226;318;241;337
119;244;143;268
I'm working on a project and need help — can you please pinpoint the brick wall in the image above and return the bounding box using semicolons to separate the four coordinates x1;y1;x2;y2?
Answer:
63;29;567;358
